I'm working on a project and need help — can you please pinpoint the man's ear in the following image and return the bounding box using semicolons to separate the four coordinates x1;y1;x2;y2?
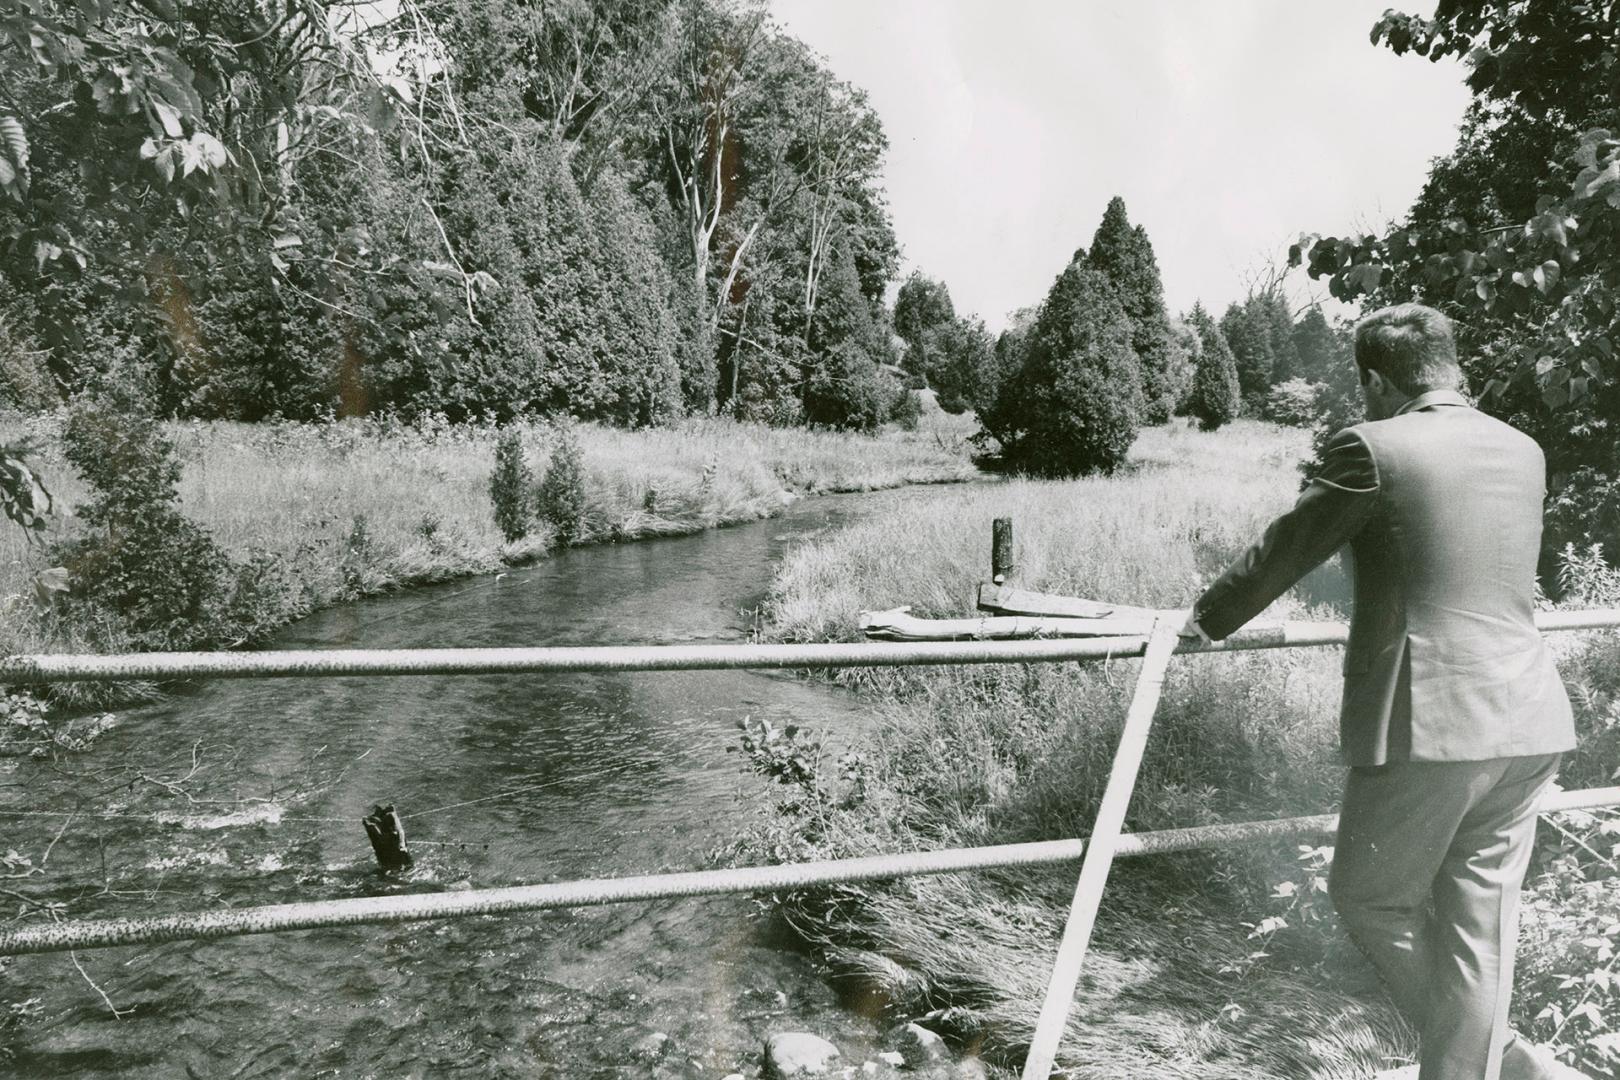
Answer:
1362;368;1384;395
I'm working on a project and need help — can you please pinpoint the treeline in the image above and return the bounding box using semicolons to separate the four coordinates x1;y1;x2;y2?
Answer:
895;196;1354;477
0;0;907;431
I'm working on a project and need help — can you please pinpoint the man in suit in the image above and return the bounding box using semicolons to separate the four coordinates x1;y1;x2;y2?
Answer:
1182;304;1584;1080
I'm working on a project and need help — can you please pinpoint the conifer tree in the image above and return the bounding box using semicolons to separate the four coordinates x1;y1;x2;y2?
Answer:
1087;197;1178;424
980;257;1144;475
1290;305;1345;386
1219;301;1276;409
1186;302;1240;431
1257;291;1300;385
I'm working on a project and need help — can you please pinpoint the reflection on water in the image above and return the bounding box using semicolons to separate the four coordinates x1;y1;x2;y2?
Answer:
3;489;929;1079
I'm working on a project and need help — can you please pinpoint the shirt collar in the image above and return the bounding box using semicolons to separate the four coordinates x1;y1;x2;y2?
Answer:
1394;388;1470;416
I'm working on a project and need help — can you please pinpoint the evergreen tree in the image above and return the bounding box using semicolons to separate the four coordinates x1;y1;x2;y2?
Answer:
1290;305;1346;386
1186;302;1240;431
931;317;997;414
1219;301;1276;409
802;243;897;431
1169;318;1200;415
1087;197;1178;423
1257;291;1300;385
980;258;1144;476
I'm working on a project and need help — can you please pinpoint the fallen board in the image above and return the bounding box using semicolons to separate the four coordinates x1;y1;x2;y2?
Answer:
858;607;1155;642
977;582;1161;622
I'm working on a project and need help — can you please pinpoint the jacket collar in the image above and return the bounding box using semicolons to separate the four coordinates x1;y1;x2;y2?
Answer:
1394;388;1470;416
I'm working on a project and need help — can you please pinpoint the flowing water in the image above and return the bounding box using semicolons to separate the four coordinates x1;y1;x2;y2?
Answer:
3;489;922;1079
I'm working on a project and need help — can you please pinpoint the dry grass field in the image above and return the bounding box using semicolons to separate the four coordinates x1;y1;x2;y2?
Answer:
0;408;978;661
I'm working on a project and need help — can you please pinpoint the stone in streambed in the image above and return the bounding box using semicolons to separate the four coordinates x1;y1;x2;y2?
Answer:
894;1022;948;1066
630;1030;670;1062
763;1031;842;1076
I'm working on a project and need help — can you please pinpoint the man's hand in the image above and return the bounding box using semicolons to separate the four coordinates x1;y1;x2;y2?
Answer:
1167;608;1211;645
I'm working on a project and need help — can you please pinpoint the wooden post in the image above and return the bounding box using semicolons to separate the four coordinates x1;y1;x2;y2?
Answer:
1019;619;1181;1079
992;518;1013;584
362;804;414;872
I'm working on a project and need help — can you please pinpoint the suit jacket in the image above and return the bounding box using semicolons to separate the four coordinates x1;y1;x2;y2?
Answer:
1193;389;1574;766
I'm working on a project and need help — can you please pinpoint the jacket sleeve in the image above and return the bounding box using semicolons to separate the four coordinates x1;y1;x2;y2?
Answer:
1192;428;1378;641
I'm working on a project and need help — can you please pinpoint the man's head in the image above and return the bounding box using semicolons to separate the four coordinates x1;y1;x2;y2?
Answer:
1353;303;1463;419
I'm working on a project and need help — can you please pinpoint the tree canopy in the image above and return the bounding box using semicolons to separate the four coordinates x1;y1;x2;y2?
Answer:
1293;0;1620;560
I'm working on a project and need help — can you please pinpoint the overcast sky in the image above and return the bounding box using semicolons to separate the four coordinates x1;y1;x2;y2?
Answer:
770;1;1471;330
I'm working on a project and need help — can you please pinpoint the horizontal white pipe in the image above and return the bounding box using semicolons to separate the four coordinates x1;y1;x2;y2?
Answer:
3;785;1615;957
2;610;1617;683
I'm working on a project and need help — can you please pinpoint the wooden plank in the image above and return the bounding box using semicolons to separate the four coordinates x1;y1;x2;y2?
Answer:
977;583;1160;622
1020;619;1182;1079
858;607;1154;642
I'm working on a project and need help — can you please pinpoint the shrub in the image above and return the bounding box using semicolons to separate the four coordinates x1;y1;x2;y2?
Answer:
489;427;533;542
1547;468;1620;571
1264;378;1325;427
52;378;239;650
537;422;587;544
979;258;1144;476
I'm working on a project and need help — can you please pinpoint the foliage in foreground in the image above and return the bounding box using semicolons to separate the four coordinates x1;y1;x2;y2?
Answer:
1296;1;1620;562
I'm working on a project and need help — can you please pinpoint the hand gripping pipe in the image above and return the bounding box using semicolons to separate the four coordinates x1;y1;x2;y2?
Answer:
2;610;1618;683
2;785;1616;958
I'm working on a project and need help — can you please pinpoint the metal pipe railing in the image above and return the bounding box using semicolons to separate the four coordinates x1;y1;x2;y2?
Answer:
3;610;1618;683
3;784;1615;958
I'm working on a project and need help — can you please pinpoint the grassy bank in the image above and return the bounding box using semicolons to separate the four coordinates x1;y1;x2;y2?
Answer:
742;419;1620;1078
0;408;977;664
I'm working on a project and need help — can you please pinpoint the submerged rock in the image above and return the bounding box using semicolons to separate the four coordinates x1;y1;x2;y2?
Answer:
895;1022;948;1066
763;1031;841;1076
630;1030;670;1062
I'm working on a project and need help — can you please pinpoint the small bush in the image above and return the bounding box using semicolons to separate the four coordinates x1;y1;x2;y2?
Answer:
489;428;533;542
537;422;587;545
1264;378;1324;427
53;378;240;650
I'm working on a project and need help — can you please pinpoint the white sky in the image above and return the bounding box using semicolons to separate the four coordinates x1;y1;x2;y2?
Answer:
770;1;1471;330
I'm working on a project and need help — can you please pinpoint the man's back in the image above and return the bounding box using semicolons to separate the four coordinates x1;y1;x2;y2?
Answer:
1192;389;1574;765
1340;393;1573;764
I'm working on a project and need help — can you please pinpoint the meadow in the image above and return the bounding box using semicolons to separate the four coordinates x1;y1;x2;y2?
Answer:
744;418;1620;1079
0;406;978;664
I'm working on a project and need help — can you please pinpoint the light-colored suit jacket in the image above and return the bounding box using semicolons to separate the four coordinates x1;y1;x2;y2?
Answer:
1193;389;1574;766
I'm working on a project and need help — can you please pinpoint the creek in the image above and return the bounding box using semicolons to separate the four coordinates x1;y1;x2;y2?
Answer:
3;488;928;1079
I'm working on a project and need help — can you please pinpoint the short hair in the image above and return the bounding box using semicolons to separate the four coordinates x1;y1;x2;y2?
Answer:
1353;304;1462;395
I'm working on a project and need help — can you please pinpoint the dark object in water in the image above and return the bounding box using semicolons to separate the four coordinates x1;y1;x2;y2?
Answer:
362;804;414;872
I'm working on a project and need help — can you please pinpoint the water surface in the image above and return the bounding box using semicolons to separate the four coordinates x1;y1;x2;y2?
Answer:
3;489;925;1079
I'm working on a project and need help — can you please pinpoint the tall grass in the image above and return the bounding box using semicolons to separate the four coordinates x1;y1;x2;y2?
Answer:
745;418;1616;1078
0;410;976;662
